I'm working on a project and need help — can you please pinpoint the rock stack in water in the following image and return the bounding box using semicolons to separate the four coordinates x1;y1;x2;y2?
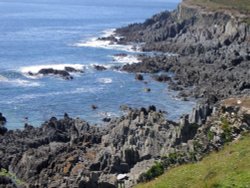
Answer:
0;113;7;135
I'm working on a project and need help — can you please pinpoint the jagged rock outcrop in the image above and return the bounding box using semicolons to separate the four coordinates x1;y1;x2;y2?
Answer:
0;99;249;188
0;106;201;188
108;1;250;102
1;1;250;187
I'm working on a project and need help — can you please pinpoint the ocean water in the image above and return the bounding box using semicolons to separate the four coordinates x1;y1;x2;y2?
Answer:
0;0;193;129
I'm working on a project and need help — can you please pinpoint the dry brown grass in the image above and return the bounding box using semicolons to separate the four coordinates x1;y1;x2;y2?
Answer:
223;96;250;108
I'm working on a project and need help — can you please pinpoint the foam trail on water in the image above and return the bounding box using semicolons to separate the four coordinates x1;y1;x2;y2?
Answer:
0;86;103;104
112;54;140;64
0;75;41;87
97;78;113;84
0;75;8;82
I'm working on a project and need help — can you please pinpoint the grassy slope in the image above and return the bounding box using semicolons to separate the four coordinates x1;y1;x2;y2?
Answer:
135;133;250;188
185;0;250;14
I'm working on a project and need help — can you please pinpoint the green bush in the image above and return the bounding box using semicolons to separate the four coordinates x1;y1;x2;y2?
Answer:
207;130;215;141
220;117;232;142
141;162;164;181
0;168;25;186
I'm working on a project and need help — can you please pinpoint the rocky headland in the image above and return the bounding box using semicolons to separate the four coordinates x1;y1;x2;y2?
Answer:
111;0;250;103
1;0;250;187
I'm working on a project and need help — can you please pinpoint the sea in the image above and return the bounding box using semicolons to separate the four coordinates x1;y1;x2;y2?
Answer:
0;0;194;129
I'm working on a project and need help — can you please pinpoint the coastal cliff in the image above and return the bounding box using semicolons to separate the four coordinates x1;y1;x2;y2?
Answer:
116;0;250;103
0;0;250;187
0;102;249;188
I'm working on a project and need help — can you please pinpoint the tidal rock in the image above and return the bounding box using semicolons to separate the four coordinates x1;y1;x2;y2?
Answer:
0;126;7;135
92;105;98;110
135;74;144;81
0;113;6;125
65;66;84;73
94;65;107;71
38;68;73;80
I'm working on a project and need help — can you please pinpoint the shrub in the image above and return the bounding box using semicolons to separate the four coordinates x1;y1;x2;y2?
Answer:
207;130;215;141
140;162;164;181
0;168;25;186
220;117;233;142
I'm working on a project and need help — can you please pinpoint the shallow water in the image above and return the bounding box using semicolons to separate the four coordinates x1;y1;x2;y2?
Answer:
0;0;194;129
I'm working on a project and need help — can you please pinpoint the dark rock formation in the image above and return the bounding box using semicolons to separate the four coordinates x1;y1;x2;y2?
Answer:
135;74;144;81
38;68;73;80
65;66;84;73
0;102;249;187
93;65;107;71
114;1;250;102
144;88;151;92
0;113;7;135
91;105;98;110
0;113;6;125
28;66;84;80
0;126;7;135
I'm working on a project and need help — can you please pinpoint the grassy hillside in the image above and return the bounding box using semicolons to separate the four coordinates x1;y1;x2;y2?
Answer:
135;133;250;188
185;0;250;14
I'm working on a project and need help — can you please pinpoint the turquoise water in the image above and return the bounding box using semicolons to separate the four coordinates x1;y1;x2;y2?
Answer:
0;0;193;129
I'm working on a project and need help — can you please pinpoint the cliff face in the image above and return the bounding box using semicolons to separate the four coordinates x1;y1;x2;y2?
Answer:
117;1;250;54
115;1;250;103
0;2;250;188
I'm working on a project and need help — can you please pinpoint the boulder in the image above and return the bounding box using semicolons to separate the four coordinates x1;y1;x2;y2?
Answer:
135;74;144;81
38;68;73;80
0;113;6;125
94;65;107;71
64;66;84;73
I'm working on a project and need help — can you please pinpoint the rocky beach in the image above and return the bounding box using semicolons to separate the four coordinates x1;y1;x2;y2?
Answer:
0;0;250;187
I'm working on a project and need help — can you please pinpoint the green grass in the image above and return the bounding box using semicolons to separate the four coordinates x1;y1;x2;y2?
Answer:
0;168;25;186
186;0;250;14
135;133;250;188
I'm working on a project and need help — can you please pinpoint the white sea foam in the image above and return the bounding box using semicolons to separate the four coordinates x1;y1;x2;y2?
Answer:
112;54;140;64
102;28;116;37
99;111;117;118
19;64;85;78
90;63;112;69
73;29;140;52
74;39;138;52
0;75;8;82
0;75;41;87
97;78;113;84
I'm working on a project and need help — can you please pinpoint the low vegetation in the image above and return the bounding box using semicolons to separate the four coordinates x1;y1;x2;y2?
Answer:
135;133;250;188
0;168;25;186
140;162;164;181
186;0;250;14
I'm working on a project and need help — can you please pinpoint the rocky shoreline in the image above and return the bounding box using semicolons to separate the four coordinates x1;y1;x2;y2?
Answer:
0;100;249;188
1;0;250;187
105;0;250;103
